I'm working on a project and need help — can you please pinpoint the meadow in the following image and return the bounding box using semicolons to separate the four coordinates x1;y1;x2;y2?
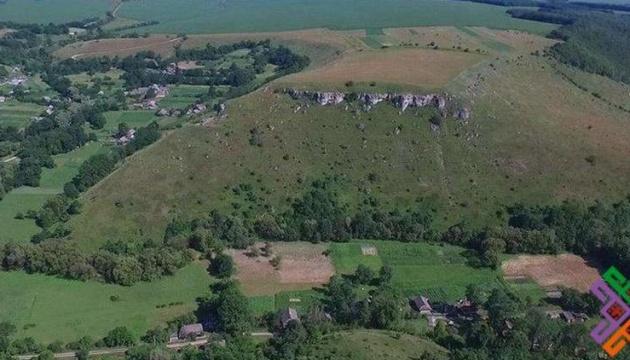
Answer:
160;85;208;109
118;0;555;35
0;100;44;128
303;329;448;359
330;241;500;301
0;0;110;24
0;262;213;343
0;142;106;244
0;110;159;245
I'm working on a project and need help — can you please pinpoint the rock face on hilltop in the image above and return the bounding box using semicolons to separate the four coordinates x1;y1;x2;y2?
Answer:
283;89;469;119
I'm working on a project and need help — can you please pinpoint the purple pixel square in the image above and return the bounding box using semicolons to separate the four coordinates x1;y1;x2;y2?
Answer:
591;279;630;345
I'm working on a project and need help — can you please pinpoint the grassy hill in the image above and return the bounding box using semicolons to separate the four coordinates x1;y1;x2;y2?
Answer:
66;28;630;249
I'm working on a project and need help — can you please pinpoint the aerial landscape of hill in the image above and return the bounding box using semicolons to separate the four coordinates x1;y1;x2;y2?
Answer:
0;0;629;359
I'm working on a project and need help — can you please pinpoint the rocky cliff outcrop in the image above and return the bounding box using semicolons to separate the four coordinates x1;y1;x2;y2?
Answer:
283;89;468;119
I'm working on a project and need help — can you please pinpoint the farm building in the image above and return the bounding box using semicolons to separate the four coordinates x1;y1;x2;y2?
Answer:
178;323;204;340
409;296;432;314
278;307;300;328
114;128;136;145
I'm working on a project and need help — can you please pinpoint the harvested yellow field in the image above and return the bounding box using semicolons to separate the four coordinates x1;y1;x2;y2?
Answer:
280;48;485;89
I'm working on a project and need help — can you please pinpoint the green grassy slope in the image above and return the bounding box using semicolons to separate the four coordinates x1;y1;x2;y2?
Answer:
0;111;161;245
119;0;555;35
303;329;448;359
0;262;212;343
68;42;630;248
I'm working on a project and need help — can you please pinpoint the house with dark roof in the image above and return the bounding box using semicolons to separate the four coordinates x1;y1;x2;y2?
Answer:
278;308;299;328
409;296;433;315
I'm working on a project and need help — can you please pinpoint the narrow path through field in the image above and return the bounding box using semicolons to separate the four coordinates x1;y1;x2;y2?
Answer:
70;38;183;60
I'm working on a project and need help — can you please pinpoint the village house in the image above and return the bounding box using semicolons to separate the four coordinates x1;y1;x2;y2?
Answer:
68;27;87;36
409;296;432;315
545;309;588;324
178;323;204;340
0;96;5;103
114;128;136;145
278;307;300;329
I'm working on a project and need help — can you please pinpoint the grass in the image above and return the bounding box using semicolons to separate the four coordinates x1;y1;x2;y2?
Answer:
303;329;448;359
0;141;106;244
0;0;111;24
102;111;161;132
66;28;630;258
159;85;207;109
0;100;44;128
248;289;324;316
0;107;161;245
118;0;556;35
330;241;500;301
280;47;486;91
0;262;213;343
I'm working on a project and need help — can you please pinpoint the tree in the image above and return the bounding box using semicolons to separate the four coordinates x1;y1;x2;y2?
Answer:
210;253;234;278
379;265;393;284
213;282;253;335
0;322;16;353
369;285;404;329
354;264;374;285
36;350;54;360
465;284;488;305
141;328;169;345
325;275;356;324
103;326;136;347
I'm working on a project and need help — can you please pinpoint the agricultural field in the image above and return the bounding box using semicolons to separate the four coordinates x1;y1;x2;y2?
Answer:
330;241;500;301
0;0;110;24
279;47;485;91
117;0;555;35
0;100;44;128
54;36;184;60
160;85;208;109
229;242;334;296
0;262;213;343
303;329;448;359
502;254;601;292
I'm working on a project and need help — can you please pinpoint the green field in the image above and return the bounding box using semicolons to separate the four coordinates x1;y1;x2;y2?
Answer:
102;111;162;132
0;0;110;24
159;85;207;109
118;0;555;35
330;241;500;301
0;100;44;129
303;329;448;359
0;262;213;343
0;141;106;244
249;289;324;316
